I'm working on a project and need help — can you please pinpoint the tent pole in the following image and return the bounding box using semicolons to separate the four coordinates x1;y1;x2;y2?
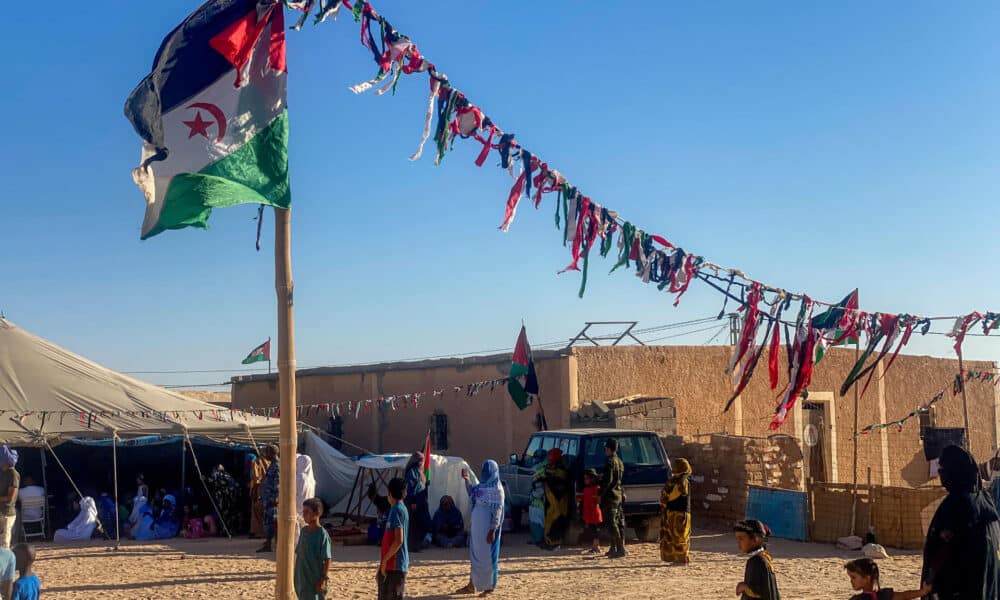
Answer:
274;206;298;600
184;433;233;539
39;448;49;540
42;439;110;541
180;438;187;506
341;468;361;526
112;434;120;549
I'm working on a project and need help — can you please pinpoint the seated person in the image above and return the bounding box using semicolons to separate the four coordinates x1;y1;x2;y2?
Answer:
131;502;155;540
151;495;181;539
366;482;390;545
202;509;218;537
17;478;44;523
431;495;466;548
181;505;205;539
97;493;123;540
134;494;180;541
53;497;98;543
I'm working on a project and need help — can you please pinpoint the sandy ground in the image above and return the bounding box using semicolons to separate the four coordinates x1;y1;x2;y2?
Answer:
34;529;924;599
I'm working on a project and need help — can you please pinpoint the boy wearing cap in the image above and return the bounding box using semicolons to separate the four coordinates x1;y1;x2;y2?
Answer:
577;468;603;555
734;519;780;600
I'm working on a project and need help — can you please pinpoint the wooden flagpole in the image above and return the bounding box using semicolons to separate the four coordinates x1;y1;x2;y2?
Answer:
274;207;298;600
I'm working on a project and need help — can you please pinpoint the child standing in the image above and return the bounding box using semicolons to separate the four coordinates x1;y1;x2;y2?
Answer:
11;544;39;600
577;468;603;555
378;477;409;600
294;497;332;600
844;558;930;599
734;520;780;600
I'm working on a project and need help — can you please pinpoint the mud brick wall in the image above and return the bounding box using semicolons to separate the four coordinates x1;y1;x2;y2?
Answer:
662;433;804;524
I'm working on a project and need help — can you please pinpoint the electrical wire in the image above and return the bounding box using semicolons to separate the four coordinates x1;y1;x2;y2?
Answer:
128;316;723;377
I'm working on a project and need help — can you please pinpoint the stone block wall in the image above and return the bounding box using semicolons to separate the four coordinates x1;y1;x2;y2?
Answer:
662;433;804;525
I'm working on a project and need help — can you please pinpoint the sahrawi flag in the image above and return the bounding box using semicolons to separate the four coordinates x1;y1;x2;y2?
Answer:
241;338;270;365
811;289;860;363
125;0;290;239
508;326;539;410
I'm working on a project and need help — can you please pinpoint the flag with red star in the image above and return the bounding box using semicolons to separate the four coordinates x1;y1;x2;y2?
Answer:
125;0;290;239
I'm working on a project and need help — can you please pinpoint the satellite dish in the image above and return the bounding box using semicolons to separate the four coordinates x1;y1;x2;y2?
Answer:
803;424;819;447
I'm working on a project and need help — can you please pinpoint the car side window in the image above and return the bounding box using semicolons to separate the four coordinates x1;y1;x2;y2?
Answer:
540;436;557;451
523;436;542;462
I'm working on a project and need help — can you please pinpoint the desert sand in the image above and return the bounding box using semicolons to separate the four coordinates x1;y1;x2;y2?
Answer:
35;530;923;599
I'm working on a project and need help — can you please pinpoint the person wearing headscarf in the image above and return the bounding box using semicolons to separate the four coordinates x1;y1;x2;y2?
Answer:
295;454;318;546
455;460;505;596
151;494;181;539
97;493;125;540
257;445;280;553
659;458;692;564
528;449;548;546
0;446;19;549
296;455;317;520
247;451;270;539
988;449;1000;514
432;495;466;548
405;452;432;552
207;464;241;535
54;496;98;543
541;448;570;550
922;444;1000;599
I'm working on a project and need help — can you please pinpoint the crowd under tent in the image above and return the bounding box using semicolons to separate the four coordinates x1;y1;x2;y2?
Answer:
304;431;478;528
0;318;281;543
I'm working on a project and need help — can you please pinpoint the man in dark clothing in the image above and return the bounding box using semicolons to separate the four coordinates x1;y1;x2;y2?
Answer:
600;438;625;559
922;444;1000;599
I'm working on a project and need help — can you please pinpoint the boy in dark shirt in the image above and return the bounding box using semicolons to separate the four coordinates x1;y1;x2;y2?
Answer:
734;520;780;600
844;558;929;600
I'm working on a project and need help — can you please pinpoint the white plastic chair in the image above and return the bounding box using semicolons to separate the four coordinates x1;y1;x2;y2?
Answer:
18;496;46;542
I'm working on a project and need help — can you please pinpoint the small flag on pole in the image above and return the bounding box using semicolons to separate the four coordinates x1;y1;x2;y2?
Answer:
241;339;271;365
508;325;539;410
423;431;432;487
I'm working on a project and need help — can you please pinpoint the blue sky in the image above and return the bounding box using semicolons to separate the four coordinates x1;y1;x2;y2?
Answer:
2;1;999;388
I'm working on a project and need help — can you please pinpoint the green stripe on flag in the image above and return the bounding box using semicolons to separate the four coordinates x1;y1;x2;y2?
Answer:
142;111;291;239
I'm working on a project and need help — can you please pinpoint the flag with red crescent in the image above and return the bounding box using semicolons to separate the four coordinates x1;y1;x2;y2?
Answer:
125;0;290;239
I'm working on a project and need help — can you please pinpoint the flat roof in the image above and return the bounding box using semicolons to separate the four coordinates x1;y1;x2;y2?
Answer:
531;428;657;436
231;349;567;384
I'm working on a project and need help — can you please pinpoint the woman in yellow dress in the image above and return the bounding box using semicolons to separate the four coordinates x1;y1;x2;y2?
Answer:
659;458;692;564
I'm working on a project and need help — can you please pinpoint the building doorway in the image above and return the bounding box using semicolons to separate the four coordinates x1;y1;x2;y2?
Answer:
802;401;831;483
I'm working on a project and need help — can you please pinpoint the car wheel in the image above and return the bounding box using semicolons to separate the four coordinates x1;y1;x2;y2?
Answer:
634;519;650;543
509;506;523;530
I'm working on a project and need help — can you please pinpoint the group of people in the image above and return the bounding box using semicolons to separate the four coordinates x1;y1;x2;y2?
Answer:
654;444;1000;599
252;445;317;553
528;439;627;558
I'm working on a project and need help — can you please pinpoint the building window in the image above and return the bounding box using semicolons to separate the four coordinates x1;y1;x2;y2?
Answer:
918;408;935;439
327;416;343;450
432;412;449;451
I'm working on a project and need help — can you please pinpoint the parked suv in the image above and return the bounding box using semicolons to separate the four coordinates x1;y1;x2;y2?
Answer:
498;428;671;540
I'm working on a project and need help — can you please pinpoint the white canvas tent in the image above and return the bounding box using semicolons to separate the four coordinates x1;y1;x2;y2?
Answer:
0;318;280;446
304;431;478;527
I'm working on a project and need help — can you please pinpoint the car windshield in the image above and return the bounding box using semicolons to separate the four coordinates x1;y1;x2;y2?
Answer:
583;435;666;469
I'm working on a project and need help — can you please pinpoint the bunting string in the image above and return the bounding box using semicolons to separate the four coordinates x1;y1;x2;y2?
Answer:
854;370;1000;438
282;0;1000;427
0;376;511;430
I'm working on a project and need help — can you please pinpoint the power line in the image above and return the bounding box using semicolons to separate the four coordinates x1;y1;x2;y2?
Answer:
124;316;722;376
642;324;728;344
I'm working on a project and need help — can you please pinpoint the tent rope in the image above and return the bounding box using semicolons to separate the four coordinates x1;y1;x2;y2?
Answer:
42;438;111;541
182;432;233;539
300;422;375;455
112;433;121;548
